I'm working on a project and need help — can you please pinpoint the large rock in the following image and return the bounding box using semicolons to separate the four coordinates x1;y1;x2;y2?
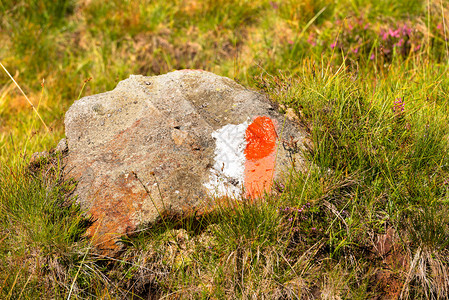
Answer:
63;70;306;253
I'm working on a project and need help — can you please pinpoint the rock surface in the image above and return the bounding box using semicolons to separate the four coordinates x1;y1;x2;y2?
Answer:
63;70;306;253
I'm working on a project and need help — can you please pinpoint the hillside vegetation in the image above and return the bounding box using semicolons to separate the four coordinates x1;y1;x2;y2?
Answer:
1;0;449;298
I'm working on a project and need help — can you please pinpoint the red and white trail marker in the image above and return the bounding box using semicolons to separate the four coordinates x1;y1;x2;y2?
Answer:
204;116;278;199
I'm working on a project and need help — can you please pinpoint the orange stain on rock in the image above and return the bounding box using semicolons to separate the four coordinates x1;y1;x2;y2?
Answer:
244;116;277;199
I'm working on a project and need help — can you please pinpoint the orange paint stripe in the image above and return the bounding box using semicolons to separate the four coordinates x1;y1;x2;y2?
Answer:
244;116;277;199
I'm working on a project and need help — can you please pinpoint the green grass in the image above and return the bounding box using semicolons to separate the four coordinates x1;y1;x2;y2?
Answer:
1;0;449;298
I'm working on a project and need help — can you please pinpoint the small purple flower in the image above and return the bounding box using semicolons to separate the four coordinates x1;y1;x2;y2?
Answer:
330;42;337;49
370;53;375;60
393;98;405;114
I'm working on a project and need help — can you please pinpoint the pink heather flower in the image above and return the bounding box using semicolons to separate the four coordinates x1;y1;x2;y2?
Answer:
403;25;411;35
287;40;294;45
392;28;401;38
393;98;405;113
370;53;375;60
330;42;337;49
395;29;401;37
352;47;359;54
388;28;395;37
307;34;316;46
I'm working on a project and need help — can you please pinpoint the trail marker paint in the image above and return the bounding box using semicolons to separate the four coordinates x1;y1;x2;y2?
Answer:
204;116;277;199
203;122;248;198
244;116;277;198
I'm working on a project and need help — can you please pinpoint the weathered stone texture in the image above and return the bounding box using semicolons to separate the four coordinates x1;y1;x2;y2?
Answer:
63;70;306;253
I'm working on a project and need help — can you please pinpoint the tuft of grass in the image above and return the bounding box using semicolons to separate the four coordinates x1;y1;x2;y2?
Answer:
0;154;92;298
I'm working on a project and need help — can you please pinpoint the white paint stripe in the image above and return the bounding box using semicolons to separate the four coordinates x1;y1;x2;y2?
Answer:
204;121;249;198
